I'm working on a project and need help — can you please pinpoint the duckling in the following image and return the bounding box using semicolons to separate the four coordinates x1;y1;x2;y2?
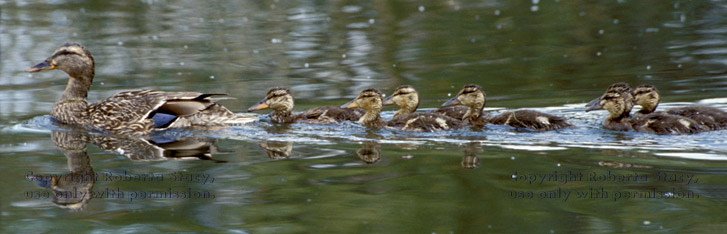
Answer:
586;82;633;112
632;84;727;130
26;43;255;135
342;88;464;132
382;85;469;120
443;84;572;130
247;87;364;124
587;89;709;134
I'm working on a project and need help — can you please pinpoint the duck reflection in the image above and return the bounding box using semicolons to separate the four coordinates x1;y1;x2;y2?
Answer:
27;131;95;210
27;129;225;209
259;141;293;159
461;142;482;169
91;134;224;161
357;141;381;164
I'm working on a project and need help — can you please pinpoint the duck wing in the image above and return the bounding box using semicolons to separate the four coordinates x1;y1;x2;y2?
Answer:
667;106;727;130
388;112;465;132
489;110;572;130
632;112;709;135
88;90;249;134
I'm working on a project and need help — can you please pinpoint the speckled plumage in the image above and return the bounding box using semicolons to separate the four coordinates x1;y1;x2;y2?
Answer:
632;84;727;130
382;85;465;131
590;88;709;134
27;43;254;135
247;87;364;124
444;84;571;130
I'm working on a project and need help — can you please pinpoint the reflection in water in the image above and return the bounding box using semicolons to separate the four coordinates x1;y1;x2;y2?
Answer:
357;141;381;164
92;134;224;162
27;131;95;210
259;141;293;159
461;142;482;169
26;129;226;209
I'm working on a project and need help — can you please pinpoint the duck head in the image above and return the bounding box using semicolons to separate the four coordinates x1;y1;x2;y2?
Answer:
442;84;486;119
586;82;632;112
247;87;294;114
27;43;95;80
342;88;383;112
631;84;659;114
596;90;633;120
382;85;419;117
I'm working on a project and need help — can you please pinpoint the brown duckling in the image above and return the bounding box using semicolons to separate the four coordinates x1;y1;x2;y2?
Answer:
382;85;469;120
632;84;727;130
342;89;464;132
587;89;709;134
247;87;364;124
25;43;255;135
443;84;572;130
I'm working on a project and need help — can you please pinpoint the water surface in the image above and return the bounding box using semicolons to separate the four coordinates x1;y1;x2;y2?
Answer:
2;0;727;233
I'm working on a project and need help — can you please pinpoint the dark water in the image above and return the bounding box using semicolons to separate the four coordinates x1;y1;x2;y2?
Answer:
3;0;727;233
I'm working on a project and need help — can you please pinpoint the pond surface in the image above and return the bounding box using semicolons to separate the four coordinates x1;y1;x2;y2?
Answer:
2;0;727;233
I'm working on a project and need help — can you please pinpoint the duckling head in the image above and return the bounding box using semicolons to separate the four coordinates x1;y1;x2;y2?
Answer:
598;90;633;120
247;87;294;114
586;82;632;112
632;84;659;114
382;85;419;117
27;43;95;81
342;88;383;112
442;84;486;118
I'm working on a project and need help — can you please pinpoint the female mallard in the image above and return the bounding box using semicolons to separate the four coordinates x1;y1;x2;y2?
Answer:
26;43;255;135
443;84;572;130
246;87;364;124
587;89;709;134
382;85;469;120
342;88;464;132
632;84;727;130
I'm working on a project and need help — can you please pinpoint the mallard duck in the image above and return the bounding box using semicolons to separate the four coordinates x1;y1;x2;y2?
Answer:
443;84;572;130
247;87;364;124
26;43;255;135
382;85;469;120
632;84;727;130
342;88;464;131
587;89;709;134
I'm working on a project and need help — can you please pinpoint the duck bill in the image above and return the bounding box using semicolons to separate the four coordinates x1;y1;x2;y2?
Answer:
585;97;603;112
441;96;461;107
247;100;269;112
382;95;395;106
341;99;359;109
26;61;56;73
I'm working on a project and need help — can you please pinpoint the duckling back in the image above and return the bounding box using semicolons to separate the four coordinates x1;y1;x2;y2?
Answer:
666;106;727;130
388;112;465;132
488;110;572;131
632;112;710;135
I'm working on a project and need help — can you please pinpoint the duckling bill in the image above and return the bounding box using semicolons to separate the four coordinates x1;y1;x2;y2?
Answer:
26;43;255;135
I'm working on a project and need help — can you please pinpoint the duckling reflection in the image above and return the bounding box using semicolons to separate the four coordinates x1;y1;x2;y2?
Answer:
461;143;482;169
357;141;381;164
27;130;95;210
260;141;293;160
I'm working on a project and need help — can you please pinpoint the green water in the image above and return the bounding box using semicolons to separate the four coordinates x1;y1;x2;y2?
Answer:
2;0;727;233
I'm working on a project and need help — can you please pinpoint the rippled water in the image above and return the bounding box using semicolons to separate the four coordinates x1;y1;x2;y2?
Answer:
3;0;727;233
